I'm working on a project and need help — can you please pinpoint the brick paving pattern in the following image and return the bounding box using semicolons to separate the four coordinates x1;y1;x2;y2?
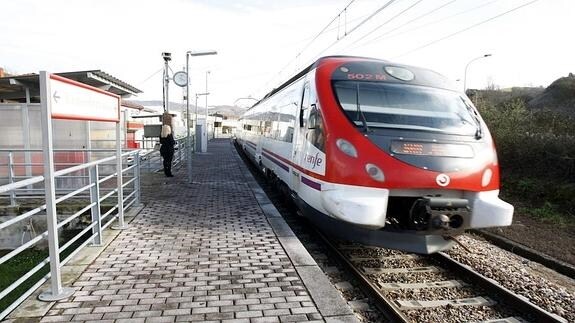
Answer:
40;140;324;322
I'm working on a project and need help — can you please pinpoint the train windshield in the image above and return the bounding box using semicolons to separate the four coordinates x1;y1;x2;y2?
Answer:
333;81;479;136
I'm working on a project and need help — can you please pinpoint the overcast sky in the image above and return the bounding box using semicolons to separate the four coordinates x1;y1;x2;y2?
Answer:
1;0;573;107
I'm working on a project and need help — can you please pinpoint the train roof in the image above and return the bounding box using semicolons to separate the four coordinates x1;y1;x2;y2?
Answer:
249;56;457;110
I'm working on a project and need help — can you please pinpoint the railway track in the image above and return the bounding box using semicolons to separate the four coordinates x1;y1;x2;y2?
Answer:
235;143;569;323
323;237;567;323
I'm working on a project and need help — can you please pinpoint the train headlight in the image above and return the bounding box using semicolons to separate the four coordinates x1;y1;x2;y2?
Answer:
336;138;358;158
366;163;385;182
481;168;493;187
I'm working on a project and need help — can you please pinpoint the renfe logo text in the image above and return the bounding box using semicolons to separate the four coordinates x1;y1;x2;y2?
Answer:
305;152;323;169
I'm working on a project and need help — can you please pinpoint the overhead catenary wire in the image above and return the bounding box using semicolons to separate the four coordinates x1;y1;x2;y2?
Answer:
347;0;427;49
282;0;400;76
346;0;399;36
137;67;164;86
198;10;374;76
347;0;458;51
267;0;358;88
251;1;403;98
296;0;357;59
394;0;541;59
366;0;498;47
301;0;400;67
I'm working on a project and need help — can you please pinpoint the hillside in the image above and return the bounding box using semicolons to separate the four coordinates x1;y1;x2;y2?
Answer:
467;87;544;106
528;73;575;115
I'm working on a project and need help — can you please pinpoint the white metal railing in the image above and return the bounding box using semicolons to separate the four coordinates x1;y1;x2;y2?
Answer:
0;149;134;202
136;137;190;174
0;149;141;320
0;136;191;195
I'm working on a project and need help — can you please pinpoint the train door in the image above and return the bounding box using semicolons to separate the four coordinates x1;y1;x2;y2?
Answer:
255;120;265;165
290;82;311;191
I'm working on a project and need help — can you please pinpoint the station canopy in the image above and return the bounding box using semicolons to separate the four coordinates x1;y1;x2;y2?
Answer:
0;70;142;103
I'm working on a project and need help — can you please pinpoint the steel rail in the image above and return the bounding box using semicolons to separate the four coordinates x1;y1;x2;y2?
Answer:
315;229;411;322
433;252;567;323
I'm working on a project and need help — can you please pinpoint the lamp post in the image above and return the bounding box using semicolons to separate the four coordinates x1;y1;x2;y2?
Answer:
185;50;217;182
464;54;492;92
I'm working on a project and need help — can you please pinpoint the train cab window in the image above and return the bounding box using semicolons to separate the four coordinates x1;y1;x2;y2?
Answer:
306;104;325;152
333;81;478;137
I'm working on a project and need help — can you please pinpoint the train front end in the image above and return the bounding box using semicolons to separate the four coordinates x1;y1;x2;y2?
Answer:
311;57;513;253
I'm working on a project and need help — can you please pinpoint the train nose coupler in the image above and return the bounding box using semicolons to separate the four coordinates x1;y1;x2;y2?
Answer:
409;197;470;233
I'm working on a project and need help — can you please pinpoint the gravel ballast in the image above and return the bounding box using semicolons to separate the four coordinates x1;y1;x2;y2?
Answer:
447;234;575;322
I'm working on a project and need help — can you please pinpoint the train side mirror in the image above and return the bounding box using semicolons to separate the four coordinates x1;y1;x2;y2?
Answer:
307;104;318;129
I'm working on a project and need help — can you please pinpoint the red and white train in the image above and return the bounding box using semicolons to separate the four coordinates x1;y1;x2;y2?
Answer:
236;56;513;253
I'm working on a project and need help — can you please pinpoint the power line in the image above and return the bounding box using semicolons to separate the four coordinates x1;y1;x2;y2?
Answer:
372;0;497;46
138;67;164;86
394;0;540;58
260;0;361;91
201;10;375;75
346;0;399;36
302;0;400;66
193;12;373;77
348;0;458;50
296;0;357;59
349;0;427;48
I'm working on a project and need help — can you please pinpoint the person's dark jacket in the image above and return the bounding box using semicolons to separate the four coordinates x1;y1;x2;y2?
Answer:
159;133;176;157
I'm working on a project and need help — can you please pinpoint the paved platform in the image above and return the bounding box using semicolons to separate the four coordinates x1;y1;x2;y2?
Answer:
6;139;356;323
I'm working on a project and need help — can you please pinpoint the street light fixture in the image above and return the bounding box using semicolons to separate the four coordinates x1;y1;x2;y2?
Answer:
464;54;492;92
185;50;217;182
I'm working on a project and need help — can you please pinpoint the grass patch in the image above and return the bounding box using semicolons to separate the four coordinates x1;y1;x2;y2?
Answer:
522;202;568;225
501;175;575;225
0;228;93;315
0;248;49;313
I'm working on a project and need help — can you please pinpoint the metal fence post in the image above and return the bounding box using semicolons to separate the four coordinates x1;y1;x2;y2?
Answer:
38;71;74;301
180;139;184;167
176;140;182;168
89;165;102;246
112;122;127;230
8;152;17;206
187;135;192;183
135;151;141;206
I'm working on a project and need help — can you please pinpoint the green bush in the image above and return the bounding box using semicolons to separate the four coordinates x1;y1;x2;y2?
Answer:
474;95;575;220
477;98;575;180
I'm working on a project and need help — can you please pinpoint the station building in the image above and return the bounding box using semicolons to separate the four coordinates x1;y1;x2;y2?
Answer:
0;69;145;181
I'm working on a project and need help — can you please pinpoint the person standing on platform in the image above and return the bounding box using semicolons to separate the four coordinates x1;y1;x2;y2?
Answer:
160;112;176;177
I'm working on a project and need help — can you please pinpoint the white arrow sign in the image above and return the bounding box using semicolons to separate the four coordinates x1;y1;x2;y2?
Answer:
49;74;120;122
